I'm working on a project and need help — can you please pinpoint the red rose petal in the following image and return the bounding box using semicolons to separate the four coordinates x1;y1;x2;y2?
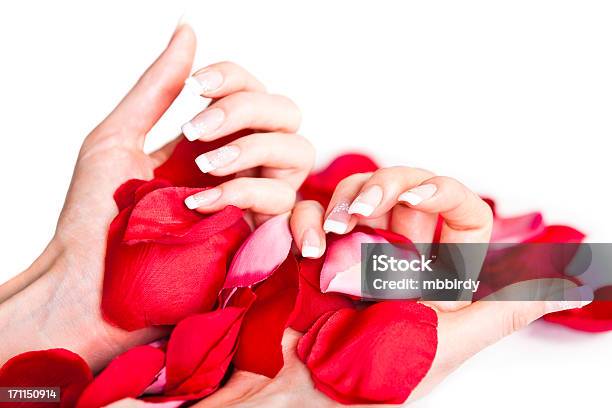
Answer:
491;212;545;242
0;349;92;408
76;345;164;408
154;133;249;188
162;289;255;399
224;213;292;289
544;286;612;332
233;255;299;377
299;154;378;206
289;257;355;333
298;301;438;404
102;181;250;331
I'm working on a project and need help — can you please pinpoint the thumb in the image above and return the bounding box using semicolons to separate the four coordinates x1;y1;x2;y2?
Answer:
452;279;594;358
97;23;196;148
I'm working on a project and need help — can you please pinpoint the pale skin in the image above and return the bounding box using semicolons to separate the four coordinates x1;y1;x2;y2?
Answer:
0;24;591;407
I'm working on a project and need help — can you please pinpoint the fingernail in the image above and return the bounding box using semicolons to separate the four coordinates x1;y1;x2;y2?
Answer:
184;71;224;96
323;202;350;234
181;108;225;141
545;285;594;313
195;145;240;173
302;228;324;258
184;188;222;209
398;184;438;206
348;185;383;216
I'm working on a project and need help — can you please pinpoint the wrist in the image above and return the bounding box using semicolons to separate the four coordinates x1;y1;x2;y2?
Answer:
0;239;167;370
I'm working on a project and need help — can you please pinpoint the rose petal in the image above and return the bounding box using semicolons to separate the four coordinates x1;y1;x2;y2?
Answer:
154;134;249;188
162;289;255;400
491;212;545;243
544;286;612;332
76;346;164;408
476;225;586;299
298;301;438;404
102;182;250;331
233;255;299;377
289;257;355;333
299;154;379;206
320;231;390;296
0;349;92;408
224;213;292;289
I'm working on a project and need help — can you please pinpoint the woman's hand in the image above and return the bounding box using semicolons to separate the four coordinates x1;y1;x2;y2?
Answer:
180;62;312;224
291;166;493;258
291;166;493;312
178;279;588;408
0;23;313;371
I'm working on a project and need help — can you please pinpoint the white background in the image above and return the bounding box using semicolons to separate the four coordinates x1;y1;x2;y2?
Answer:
0;1;610;406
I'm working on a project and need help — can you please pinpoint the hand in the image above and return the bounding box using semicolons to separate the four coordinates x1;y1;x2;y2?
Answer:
0;24;313;371
133;279;583;407
290;166;493;311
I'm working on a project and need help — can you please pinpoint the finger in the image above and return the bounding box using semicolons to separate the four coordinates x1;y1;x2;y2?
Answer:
291;200;326;258
398;176;493;243
453;280;594;359
343;167;438;240
193;132;315;188
99;24;196;147
390;205;438;243
184;178;296;215
345;167;436;218
181;92;301;142
184;61;266;98
322;173;371;234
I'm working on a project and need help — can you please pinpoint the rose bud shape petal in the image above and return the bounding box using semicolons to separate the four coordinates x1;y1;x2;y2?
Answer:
76;345;165;408
102;180;250;330
298;301;438;404
233;254;299;377
0;349;93;408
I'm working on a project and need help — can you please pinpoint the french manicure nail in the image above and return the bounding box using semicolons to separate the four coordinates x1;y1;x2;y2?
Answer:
323;202;351;234
184;188;222;209
398;184;438;206
195;145;240;173
302;228;323;258
184;71;224;96
181;108;225;141
545;285;594;313
348;185;383;216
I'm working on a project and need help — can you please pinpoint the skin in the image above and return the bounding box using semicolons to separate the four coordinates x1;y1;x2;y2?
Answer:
0;24;591;407
0;24;312;371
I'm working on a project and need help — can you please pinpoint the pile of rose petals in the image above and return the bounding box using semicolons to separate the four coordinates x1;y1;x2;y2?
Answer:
2;138;611;407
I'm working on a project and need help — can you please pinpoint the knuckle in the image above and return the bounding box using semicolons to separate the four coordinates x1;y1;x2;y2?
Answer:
336;173;368;189
295;199;324;213
273;94;302;128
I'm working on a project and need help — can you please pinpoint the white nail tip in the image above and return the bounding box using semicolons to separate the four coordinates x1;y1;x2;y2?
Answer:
348;202;375;216
323;220;348;234
184;195;200;210
398;191;423;206
195;154;215;173
181;122;200;141
302;245;321;258
184;77;205;96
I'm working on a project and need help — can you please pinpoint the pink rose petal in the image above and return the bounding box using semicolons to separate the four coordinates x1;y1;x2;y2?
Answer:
224;213;293;289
